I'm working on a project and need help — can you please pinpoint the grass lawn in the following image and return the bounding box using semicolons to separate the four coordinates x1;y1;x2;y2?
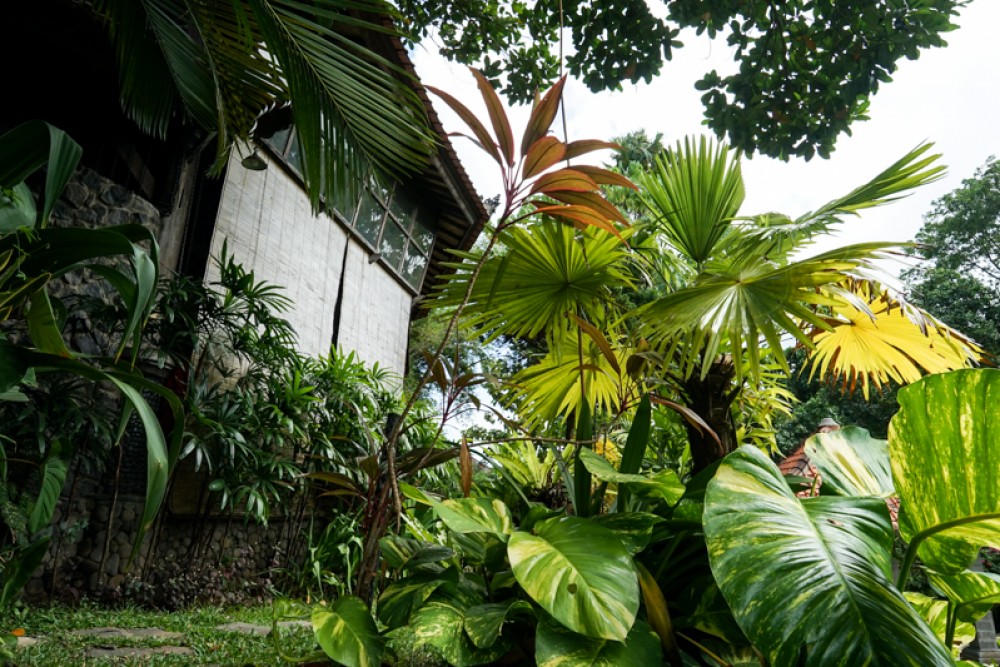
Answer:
0;602;321;665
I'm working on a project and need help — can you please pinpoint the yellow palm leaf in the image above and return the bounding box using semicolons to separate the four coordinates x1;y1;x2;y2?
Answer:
806;285;983;399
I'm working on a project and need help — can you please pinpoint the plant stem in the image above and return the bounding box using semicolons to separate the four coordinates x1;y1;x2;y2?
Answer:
896;511;1000;590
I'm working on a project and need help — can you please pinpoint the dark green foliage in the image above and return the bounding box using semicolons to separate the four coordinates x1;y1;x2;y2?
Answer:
398;0;963;160
911;156;1000;286
775;348;900;455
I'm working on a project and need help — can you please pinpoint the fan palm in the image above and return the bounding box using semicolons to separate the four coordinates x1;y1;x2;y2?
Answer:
94;0;436;209
637;136;982;470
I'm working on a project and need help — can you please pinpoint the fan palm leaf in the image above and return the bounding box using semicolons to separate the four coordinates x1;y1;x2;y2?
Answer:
429;220;633;342
806;282;984;399
637;242;902;383
639;135;745;267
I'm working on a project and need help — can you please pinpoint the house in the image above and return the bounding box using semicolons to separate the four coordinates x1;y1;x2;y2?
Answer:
6;3;487;379
4;2;487;599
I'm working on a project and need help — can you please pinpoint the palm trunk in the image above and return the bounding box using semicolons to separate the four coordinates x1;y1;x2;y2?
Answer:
682;354;738;474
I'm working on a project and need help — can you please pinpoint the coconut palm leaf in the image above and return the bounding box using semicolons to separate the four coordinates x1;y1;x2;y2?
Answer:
96;0;435;209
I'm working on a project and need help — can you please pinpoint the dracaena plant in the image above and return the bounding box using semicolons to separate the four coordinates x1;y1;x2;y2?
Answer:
353;67;637;600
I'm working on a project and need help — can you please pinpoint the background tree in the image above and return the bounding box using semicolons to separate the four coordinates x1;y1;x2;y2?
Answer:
395;0;964;160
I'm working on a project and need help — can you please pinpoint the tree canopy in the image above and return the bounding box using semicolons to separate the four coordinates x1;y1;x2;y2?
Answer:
396;0;964;161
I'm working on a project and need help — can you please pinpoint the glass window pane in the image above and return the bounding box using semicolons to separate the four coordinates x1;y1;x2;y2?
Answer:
262;126;291;154
331;187;360;224
389;184;417;228
379;219;406;271
402;243;429;288
370;176;391;205
413;214;436;252
354;191;384;247
286;132;303;173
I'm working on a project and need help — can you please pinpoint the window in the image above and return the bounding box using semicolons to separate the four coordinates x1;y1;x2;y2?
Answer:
261;128;436;291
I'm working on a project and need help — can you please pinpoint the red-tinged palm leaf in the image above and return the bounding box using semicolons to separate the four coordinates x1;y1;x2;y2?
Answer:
523;136;566;179
529;169;599;195
569;313;621;375
520;75;567;155
470;68;515;167
534;205;625;240
546;190;628;224
650;395;721;448
572;165;639;190
564;140;620;161
426;85;502;165
460;437;473;498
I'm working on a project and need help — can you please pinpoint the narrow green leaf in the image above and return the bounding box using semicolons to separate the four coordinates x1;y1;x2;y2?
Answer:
28;457;67;535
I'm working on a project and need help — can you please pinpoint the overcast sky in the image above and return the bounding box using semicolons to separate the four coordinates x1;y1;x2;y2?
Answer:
410;1;1000;282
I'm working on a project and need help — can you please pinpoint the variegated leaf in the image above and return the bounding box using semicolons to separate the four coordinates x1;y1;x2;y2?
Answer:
432;497;514;541
507;516;639;641
890;369;1000;573
805;426;895;497
928;569;1000;625
903;592;976;653
410;599;511;667
377;571;450;629
463;600;533;648
704;446;952;666
591;513;662;555
534;618;661;667
312;597;384;667
378;535;453;570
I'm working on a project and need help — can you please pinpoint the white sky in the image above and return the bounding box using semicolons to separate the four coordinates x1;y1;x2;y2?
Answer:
410;1;1000;281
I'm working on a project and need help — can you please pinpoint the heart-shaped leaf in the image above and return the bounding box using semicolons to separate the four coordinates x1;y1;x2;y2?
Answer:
534;617;661;667
704;446;952;666
508;516;638;641
805;426;894;497
312;597;384;667
890;369;1000;573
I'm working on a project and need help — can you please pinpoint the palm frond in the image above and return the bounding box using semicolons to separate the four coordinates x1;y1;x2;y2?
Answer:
744;142;946;249
637;242;904;383
640;135;745;266
805;281;983;399
428;220;633;341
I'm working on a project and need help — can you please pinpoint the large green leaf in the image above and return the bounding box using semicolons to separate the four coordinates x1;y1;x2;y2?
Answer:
534;617;661;667
804;426;894;497
890;369;1000;574
410;599;511;666
903;592;976;653
432;497;514;541
507;516;639;641
591;512;662;555
312;597;384;667
377;570;452;629
463;600;532;649
379;535;453;570
704;446;952;666
928;570;1000;625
